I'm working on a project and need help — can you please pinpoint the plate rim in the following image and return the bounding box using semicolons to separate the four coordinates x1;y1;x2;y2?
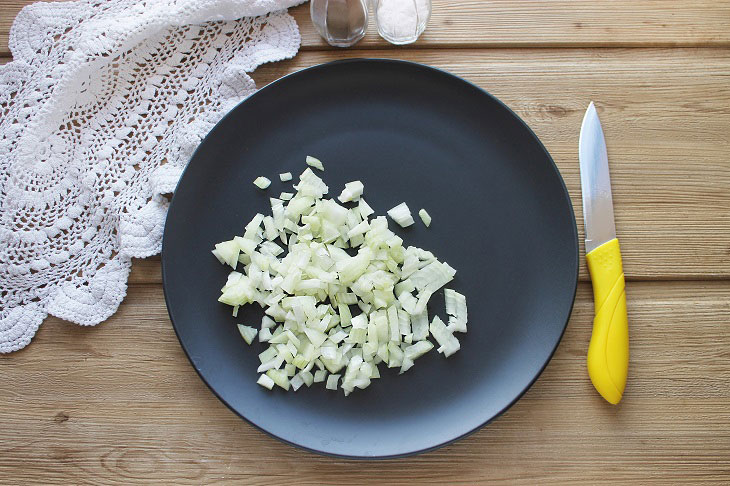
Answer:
161;58;579;460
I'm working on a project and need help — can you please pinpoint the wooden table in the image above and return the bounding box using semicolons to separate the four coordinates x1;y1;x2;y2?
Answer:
2;1;729;483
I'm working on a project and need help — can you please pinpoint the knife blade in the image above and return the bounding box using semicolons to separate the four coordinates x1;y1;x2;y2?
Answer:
579;103;616;254
579;102;629;405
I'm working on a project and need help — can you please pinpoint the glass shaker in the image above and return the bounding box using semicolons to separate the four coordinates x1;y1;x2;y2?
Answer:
373;0;431;45
310;0;369;48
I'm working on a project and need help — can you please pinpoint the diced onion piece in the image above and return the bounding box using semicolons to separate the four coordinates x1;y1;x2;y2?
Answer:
306;155;324;171
300;370;314;387
320;346;337;360
418;209;432;227
292;355;308;369
326;374;340;390
395;278;415;297
297;169;328;198
266;369;291;390
387;202;414;228
320;199;348;226
358;198;375;219
410;260;456;293
261;316;276;329
387;305;400;342
263;216;277;241
398;291;418;314
387;342;403;368
284;363;296;377
429;315;461;357
413;289;432;315
259;347;278;363
350;313;368;329
234;236;257;255
253;176;271;189
260;241;284;257
257;374;275;390
280;192;293;200
290;373;304;391
304;328;328;347
212;240;239;268
259;328;273;342
330;330;348;344
399;357;414;374
337;303;353;328
411;311;429;340
257;357;283;373
336;247;373;285
397;309;411;336
338;180;365;203
404;340;434;360
237;324;257;345
445;288;468;333
280;172;293;181
347;220;369;238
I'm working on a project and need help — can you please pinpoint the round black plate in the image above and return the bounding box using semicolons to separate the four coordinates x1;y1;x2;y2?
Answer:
162;59;578;458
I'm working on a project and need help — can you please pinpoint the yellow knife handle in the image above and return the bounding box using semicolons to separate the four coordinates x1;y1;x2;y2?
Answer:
586;238;629;404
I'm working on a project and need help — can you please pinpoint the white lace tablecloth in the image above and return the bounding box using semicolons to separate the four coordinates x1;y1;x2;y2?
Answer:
0;0;305;352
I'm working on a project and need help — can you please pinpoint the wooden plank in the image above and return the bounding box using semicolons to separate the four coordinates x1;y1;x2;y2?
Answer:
0;281;728;483
128;256;161;285
294;1;730;50
4;48;730;281
2;1;730;56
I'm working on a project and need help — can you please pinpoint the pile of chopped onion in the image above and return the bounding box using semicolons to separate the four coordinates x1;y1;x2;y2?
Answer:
212;158;466;395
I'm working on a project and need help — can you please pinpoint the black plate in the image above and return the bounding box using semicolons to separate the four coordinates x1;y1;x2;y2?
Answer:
162;59;578;459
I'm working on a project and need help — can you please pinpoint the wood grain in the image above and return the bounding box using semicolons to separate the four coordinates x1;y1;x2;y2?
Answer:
1;281;728;484
2;1;730;56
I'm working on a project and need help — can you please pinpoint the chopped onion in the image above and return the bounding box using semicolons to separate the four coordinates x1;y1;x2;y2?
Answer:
404;340;434;361
266;369;290;390
284;363;296;377
237;324;257;345
290;373;304;391
253;176;271;189
212;240;239;268
418;209;432;227
326;373;340;390
429;315;461;357
300;370;314;387
212;160;467;395
387;202;414;228
259;327;273;342
257;373;275;389
410;260;456;293
306;155;324;171
358;198;374;219
445;288;468;333
280;172;293;181
346;220;369;238
338;180;365;203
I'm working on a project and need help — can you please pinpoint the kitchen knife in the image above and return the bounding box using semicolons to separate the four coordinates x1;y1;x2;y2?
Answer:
579;102;629;405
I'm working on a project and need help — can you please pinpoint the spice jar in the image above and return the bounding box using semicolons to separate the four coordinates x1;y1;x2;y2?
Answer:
372;0;431;45
310;0;369;47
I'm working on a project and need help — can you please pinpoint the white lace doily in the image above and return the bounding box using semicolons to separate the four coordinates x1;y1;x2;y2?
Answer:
0;0;306;352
